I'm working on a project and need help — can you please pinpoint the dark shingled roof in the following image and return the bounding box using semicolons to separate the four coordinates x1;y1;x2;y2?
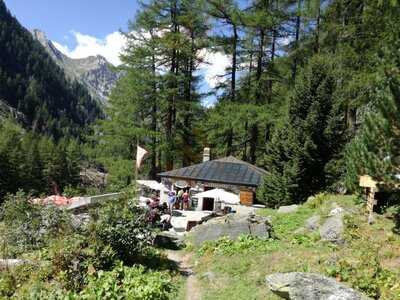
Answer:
158;156;267;187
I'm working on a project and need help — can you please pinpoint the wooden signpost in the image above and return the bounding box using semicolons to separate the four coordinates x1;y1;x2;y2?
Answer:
359;175;379;224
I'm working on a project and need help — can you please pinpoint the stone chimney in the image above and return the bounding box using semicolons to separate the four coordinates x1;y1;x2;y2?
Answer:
203;147;211;162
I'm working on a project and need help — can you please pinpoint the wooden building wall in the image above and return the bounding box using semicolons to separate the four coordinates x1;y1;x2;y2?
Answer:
239;190;254;206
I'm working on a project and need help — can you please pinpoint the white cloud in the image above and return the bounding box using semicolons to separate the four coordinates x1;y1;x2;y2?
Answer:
199;50;231;88
53;31;127;66
52;41;70;56
53;30;230;89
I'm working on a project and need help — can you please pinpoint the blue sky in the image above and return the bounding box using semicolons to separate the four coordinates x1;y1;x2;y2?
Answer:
4;0;138;50
4;0;233;105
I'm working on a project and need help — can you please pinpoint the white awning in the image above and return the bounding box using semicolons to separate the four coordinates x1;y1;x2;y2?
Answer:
194;188;240;205
137;180;166;191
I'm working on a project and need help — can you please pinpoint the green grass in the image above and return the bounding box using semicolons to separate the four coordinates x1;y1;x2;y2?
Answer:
189;194;400;300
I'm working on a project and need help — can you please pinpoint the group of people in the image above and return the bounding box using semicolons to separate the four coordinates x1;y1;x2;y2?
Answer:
144;186;192;230
167;187;190;212
145;195;172;231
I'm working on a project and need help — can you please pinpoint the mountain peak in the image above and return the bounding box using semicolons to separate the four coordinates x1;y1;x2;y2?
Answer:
31;29;120;104
84;54;109;66
32;29;49;45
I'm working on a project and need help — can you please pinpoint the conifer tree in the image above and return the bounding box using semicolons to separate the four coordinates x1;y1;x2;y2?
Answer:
257;56;344;206
344;11;400;191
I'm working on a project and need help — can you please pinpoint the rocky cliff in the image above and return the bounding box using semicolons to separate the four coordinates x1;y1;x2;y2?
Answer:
32;29;120;104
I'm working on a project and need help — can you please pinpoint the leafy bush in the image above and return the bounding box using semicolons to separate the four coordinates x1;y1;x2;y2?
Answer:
305;193;329;209
38;233;117;292
48;235;98;291
91;198;153;264
79;263;175;300
0;191;72;256
325;244;400;299
0;272;16;298
21;263;175;300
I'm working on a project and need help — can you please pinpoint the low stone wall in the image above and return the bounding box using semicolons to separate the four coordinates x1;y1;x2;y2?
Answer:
67;192;121;211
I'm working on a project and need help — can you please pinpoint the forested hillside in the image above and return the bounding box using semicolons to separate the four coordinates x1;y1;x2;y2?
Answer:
93;0;400;205
0;0;101;138
0;0;103;198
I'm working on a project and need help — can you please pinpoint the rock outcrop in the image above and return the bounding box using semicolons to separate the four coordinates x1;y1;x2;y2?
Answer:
154;231;185;250
0;259;29;270
277;205;299;214
70;213;90;229
319;209;345;244
305;215;321;231
189;213;273;246
266;272;371;300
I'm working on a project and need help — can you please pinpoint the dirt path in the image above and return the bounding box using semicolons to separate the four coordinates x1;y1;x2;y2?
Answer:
166;250;201;300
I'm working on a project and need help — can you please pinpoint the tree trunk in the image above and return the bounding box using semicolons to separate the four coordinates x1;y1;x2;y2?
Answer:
150;50;157;179
243;121;248;161
268;27;277;102
231;25;238;102
291;0;301;83
249;123;258;164
226;128;233;157
314;0;321;53
248;51;253;93
255;28;265;105
346;107;357;136
182;33;194;167
166;1;178;171
225;25;238;156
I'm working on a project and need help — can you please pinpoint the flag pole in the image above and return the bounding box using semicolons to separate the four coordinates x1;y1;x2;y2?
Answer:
135;137;139;185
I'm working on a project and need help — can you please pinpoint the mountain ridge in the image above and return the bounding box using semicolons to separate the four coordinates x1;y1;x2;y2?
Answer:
0;0;102;138
32;29;120;104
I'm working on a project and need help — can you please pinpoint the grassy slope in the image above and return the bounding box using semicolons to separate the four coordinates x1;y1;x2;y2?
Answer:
187;194;400;300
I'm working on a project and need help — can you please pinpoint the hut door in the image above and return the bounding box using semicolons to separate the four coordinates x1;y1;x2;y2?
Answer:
240;191;254;206
203;197;214;211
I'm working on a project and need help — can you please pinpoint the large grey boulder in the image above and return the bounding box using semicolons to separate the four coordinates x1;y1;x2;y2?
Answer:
278;205;299;214
319;212;344;244
328;207;344;216
154;231;185;249
0;259;28;270
305;215;321;231
266;272;371;300
189;213;273;246
71;213;90;229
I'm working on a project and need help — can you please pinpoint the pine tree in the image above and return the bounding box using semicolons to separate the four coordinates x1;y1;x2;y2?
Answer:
257;56;344;206
19;133;44;193
65;139;81;188
344;10;400;191
0;119;22;198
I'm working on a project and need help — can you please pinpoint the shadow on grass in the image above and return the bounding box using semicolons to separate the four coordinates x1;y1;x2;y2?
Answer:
375;191;400;234
153;232;185;250
393;206;400;234
134;251;180;272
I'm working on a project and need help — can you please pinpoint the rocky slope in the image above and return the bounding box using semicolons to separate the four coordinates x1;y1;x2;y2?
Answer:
0;100;26;123
32;29;120;104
